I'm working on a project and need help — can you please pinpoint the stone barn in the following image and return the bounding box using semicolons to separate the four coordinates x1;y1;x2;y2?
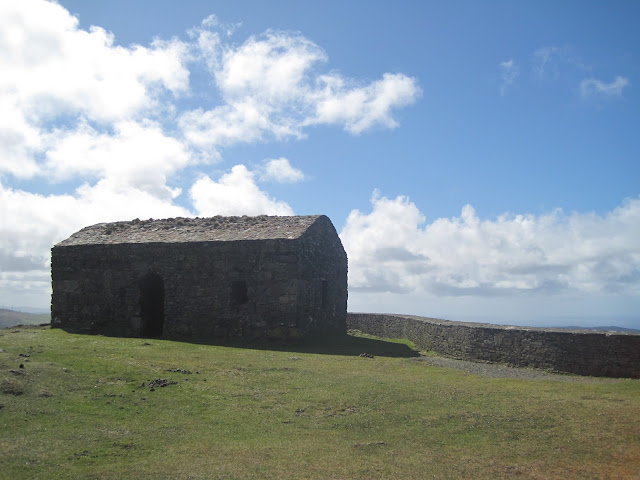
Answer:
51;215;347;340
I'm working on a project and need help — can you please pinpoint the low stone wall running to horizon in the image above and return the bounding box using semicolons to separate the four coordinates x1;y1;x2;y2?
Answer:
347;313;640;378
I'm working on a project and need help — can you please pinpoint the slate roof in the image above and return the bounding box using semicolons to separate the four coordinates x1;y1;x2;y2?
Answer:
55;215;326;246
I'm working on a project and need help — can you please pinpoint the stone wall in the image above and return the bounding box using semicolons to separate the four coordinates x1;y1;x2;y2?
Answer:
296;217;348;333
52;230;347;340
347;313;640;378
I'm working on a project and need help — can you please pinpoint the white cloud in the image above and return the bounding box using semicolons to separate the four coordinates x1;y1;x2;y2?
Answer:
499;59;519;96
181;28;421;146
0;160;294;305
580;76;630;98
215;31;326;102
0;99;43;178
179;99;287;150
308;73;421;134
0;0;420;308
190;165;294;216
0;180;190;259
0;179;191;306
45;120;192;199
1;0;420;182
261;158;305;183
0;0;191;182
0;1;189;124
341;191;640;297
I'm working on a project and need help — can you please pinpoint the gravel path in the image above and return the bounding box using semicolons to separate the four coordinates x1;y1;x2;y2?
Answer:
412;356;619;382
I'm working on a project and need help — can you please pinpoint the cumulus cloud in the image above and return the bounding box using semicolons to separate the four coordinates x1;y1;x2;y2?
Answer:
0;0;198;306
580;76;630;98
0;100;43;178
0;179;191;305
0;0;189;124
0;160;292;305
261;158;305;183
181;28;421;146
0;180;190;259
307;73;421;134
215;31;325;102
0;0;419;185
499;59;519;96
45;120;192;199
341;191;640;297
190;165;294;216
0;0;191;182
179;100;284;150
0;0;419;307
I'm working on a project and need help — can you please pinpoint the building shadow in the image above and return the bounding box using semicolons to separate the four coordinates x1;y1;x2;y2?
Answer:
51;323;419;359
183;332;420;358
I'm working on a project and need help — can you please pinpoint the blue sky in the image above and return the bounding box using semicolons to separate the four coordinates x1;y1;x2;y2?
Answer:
1;0;639;328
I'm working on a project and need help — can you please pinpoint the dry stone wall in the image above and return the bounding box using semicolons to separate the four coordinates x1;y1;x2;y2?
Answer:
52;240;299;338
296;219;348;333
51;215;347;341
347;313;640;378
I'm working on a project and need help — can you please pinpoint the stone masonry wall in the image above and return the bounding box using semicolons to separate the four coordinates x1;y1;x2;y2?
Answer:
347;313;640;378
296;217;348;334
52;239;305;339
51;215;347;341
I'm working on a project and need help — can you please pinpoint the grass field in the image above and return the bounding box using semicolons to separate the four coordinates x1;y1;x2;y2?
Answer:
1;325;639;479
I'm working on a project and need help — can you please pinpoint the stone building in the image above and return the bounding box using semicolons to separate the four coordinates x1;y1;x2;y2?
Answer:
51;215;347;340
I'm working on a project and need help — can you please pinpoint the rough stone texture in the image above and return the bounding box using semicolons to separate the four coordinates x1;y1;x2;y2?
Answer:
51;215;347;340
347;313;640;378
56;215;322;246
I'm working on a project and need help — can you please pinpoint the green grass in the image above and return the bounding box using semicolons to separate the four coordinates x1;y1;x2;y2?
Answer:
1;325;639;479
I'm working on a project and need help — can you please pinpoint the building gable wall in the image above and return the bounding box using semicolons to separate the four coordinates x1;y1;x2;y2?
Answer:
295;216;348;334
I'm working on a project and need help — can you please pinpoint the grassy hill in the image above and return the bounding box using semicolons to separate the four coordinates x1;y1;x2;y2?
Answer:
1;325;639;479
0;308;50;329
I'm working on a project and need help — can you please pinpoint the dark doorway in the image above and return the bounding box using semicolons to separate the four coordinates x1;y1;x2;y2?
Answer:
140;273;164;337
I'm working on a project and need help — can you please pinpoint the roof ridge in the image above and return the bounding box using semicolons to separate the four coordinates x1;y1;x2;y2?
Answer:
55;215;327;247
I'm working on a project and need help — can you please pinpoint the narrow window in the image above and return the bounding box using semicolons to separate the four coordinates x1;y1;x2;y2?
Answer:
230;280;248;306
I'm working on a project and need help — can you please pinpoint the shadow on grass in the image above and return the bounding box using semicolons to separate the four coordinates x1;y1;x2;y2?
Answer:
50;324;419;358
185;332;420;358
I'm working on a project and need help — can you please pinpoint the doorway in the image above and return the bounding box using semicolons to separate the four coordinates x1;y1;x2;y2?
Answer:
140;273;164;337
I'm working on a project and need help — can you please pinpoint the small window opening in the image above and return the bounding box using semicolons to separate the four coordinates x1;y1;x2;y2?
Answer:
140;273;164;337
230;280;248;306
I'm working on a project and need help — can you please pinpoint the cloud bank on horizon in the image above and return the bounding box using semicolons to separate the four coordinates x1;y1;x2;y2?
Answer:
1;0;638;327
342;191;640;297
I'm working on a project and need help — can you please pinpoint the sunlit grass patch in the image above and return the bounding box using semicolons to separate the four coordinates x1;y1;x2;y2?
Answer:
1;325;638;479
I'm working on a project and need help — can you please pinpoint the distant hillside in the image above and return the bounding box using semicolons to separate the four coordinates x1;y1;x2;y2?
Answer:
561;326;640;333
0;308;50;329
